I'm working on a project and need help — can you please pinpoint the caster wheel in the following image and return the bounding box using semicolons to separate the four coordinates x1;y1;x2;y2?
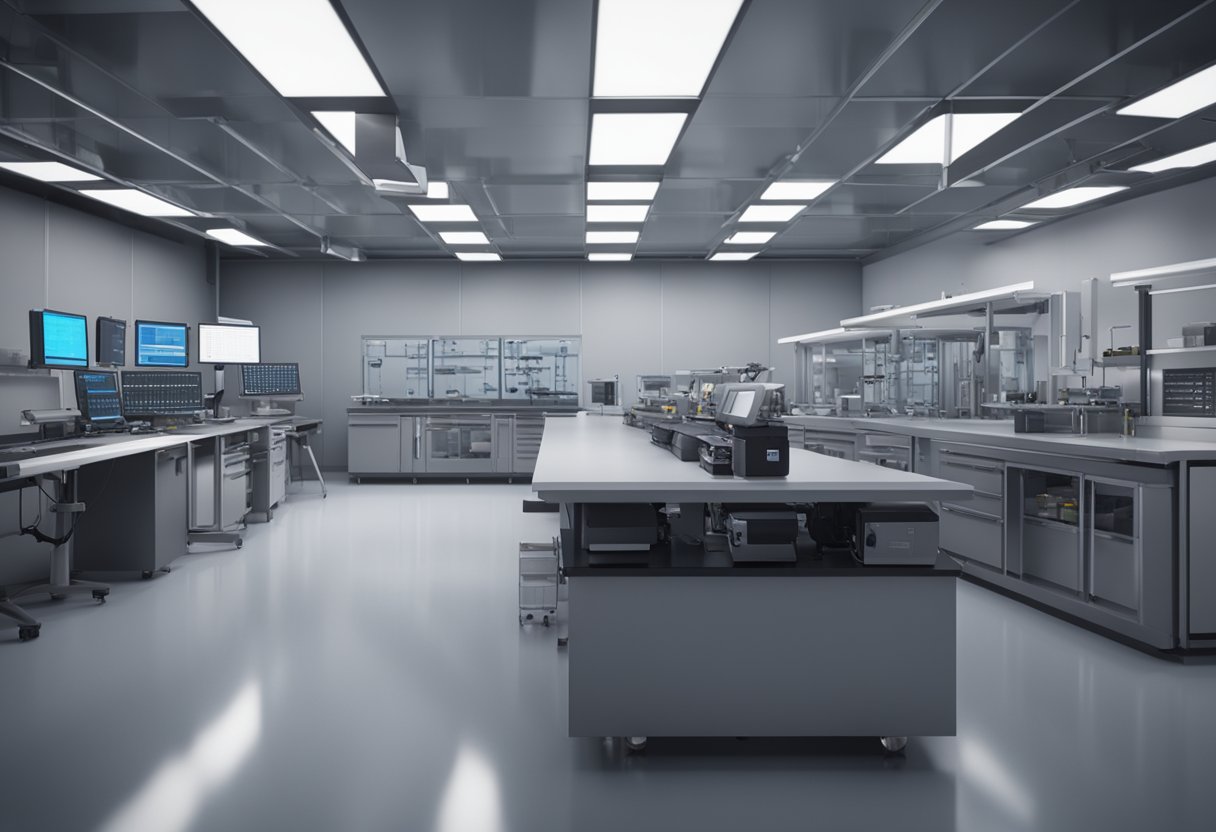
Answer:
162;567;171;574
93;590;108;603
518;615;524;626
557;637;569;649
525;613;534;622
625;736;648;753
543;615;550;627
141;571;153;580
236;540;244;549
50;593;65;601
18;625;40;642
880;736;908;753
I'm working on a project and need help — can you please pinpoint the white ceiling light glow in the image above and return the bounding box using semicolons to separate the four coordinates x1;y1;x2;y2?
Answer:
593;0;744;98
408;204;479;223
739;204;805;223
1021;186;1127;210
588;253;633;261
439;231;490;245
206;228;268;246
587;181;660;201
78;189;197;217
0;161;101;182
972;220;1036;230
426;181;449;199
586;230;639;244
710;252;758;261
586;204;650;223
876;112;1021;165
455;252;501;262
760;181;833;201
1130;140;1216;173
588;113;688;166
724;231;776;244
312;111;356;154
191;0;385;98
1116;64;1216;119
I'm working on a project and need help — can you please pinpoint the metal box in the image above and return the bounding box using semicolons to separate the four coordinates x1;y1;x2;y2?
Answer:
856;504;939;566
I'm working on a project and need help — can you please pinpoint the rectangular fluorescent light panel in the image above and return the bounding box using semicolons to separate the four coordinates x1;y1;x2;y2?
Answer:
972;220;1035;231
876;113;1021;164
588;253;632;261
206;228;268;246
593;0;743;97
312;111;356;154
589;113;688;166
840;281;1036;327
439;231;490;245
408;204;478;223
711;252;757;261
1130;140;1216;173
191;0;384;97
760;181;833;201
739;204;804;223
587;181;660;201
587;231;639;244
1116;64;1216;119
0;161;101;182
455;252;501;262
725;231;775;244
78;189;197;217
426;181;449;199
1021;186;1127;210
586;204;650;223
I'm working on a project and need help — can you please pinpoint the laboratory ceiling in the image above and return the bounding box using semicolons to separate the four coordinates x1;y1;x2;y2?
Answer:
0;0;1215;261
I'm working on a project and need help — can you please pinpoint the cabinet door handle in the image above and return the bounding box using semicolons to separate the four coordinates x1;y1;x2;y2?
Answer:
940;504;1001;523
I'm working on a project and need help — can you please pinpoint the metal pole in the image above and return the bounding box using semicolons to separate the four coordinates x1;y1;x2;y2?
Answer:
1137;285;1151;416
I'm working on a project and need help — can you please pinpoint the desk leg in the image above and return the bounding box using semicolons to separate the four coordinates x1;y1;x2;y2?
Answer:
301;438;327;498
187;436;243;549
14;469;110;607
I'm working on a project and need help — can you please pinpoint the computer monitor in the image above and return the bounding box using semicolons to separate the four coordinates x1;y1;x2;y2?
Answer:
240;363;301;398
96;316;127;367
29;309;88;369
74;370;123;424
120;370;204;416
198;323;261;365
134;320;189;367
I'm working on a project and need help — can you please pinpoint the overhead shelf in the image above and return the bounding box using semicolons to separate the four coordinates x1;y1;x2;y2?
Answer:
1146;345;1216;356
1111;256;1216;286
839;281;1042;328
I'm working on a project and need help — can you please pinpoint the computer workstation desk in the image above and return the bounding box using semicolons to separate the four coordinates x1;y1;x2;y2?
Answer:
532;413;972;751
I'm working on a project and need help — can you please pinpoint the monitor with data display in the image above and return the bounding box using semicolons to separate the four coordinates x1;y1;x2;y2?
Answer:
120;370;204;415
240;363;301;398
95;316;126;367
134;320;189;367
29;309;89;369
74;370;123;424
198;322;261;365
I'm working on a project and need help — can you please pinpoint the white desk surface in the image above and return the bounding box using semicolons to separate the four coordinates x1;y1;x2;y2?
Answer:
532;413;974;503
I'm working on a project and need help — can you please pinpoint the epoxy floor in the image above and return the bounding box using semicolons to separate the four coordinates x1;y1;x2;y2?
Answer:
2;480;1215;832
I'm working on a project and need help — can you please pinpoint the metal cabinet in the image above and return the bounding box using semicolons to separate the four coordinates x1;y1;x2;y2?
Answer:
802;427;857;460
423;415;495;474
251;427;288;519
1189;466;1216;639
220;441;252;531
856;431;912;471
348;415;402;474
514;415;544;473
494;415;514;473
399;416;421;473
1015;467;1082;593
937;446;1006;571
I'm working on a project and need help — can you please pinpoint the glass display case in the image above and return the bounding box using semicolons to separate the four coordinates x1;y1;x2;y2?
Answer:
501;338;580;402
431;338;502;399
362;338;430;399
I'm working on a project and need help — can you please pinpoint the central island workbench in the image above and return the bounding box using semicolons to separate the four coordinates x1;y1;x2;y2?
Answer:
532;413;973;749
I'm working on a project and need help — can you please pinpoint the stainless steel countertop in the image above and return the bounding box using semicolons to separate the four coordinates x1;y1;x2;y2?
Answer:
348;402;577;416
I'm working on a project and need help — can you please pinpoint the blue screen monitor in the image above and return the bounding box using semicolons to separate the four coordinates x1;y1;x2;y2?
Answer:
29;309;89;369
74;370;123;423
134;320;188;367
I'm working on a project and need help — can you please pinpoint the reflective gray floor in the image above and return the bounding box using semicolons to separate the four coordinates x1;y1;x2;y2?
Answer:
2;480;1214;832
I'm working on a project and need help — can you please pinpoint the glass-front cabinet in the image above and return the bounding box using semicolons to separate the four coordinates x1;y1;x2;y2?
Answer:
424;415;494;472
1018;467;1082;593
363;338;430;399
432;338;502;399
501;338;580;402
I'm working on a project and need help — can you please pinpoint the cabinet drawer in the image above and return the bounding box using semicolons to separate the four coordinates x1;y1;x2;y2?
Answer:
939;455;1004;496
1091;532;1138;611
940;505;1003;569
1022;519;1081;593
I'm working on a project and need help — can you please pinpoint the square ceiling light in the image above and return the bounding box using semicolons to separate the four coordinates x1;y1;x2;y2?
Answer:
587;230;639;244
455;252;501;262
587;181;660;201
711;252;757;261
1021;186;1127;210
78;189;197;217
760;181;833;201
426;182;449;199
589;113;688;166
972;220;1035;231
876;113;1021;165
739;204;804;223
439;231;490;245
588;253;632;261
312;111;356;154
192;0;384;97
0;161;101;182
1130;140;1216;173
724;231;775;244
408;204;478;223
593;0;744;97
586;204;650;223
1117;64;1216;119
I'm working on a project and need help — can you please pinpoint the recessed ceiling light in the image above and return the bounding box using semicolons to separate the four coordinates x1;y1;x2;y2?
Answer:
206;228;268;246
455;252;501;262
588;253;632;261
593;0;744;97
0;161;102;182
408;204;478;223
760;181;833;201
725;231;775;244
312;111;356;154
439;231;490;245
1130;140;1216;173
972;220;1036;231
711;252;758;261
739;204;804;223
587;181;660;201
876;113;1021;165
589;113;688;166
426;181;449;199
1116;64;1216;119
586;204;650;223
78;188;197;217
587;230;639;244
1021;186;1127;210
191;0;384;97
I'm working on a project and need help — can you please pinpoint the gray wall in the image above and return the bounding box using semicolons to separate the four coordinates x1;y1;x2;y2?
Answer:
219;259;862;469
0;185;212;587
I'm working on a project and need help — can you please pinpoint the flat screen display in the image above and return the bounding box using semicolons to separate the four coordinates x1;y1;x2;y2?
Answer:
96;316;126;367
728;389;756;418
198;323;261;364
74;370;123;423
135;320;188;367
29;309;88;369
120;370;204;415
240;363;301;397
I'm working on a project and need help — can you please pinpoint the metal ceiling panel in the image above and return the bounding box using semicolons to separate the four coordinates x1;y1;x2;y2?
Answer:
651;179;765;214
805;182;938;215
786;99;936;179
483;183;583;216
